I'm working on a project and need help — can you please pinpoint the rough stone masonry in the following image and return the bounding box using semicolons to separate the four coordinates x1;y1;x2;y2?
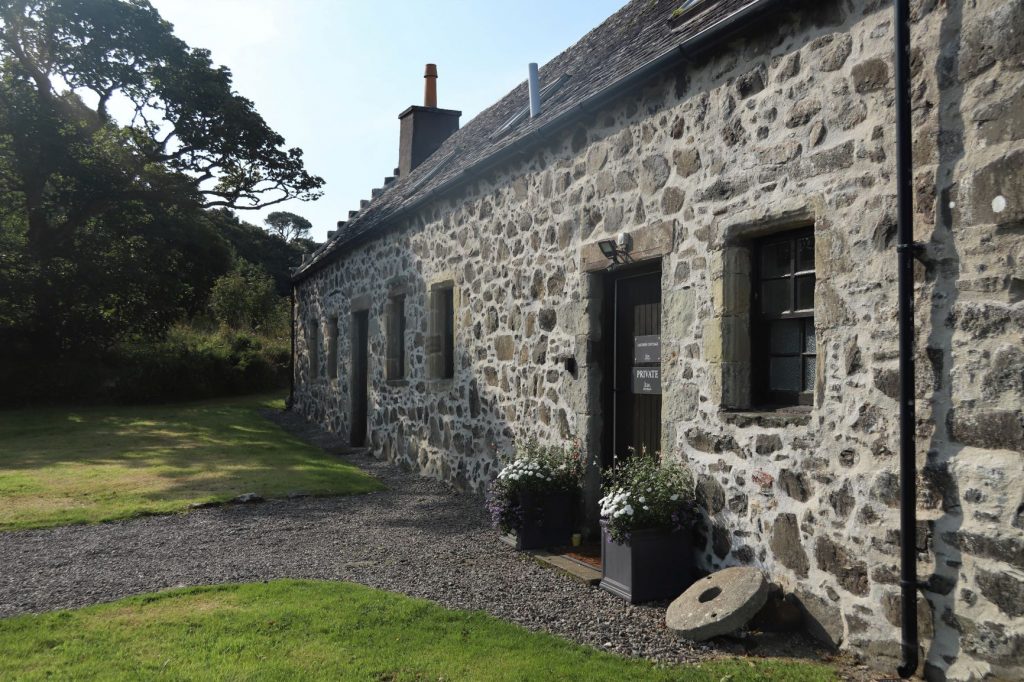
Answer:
292;1;1024;678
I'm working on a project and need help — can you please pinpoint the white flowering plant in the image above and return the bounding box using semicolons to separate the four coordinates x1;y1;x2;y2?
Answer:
486;436;584;534
599;447;698;544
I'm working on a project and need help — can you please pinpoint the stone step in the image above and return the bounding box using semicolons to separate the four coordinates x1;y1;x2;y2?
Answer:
499;535;602;585
531;550;602;586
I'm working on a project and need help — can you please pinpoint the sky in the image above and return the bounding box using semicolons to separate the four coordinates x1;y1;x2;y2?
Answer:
147;0;626;242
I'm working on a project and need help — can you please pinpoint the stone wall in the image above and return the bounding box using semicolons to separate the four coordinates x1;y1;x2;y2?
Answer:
293;1;1024;678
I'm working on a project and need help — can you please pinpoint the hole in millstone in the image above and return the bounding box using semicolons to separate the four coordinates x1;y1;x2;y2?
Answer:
710;613;717;618
699;586;722;603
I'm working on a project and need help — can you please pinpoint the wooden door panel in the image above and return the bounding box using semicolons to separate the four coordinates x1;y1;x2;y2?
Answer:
612;270;662;462
351;310;369;447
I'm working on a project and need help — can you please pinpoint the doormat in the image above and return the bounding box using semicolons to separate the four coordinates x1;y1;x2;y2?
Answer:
558;543;601;570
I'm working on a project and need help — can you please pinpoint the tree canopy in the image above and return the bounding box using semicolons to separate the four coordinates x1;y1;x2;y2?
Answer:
264;211;313;242
208;261;283;332
0;0;324;215
211;209;316;295
0;0;324;358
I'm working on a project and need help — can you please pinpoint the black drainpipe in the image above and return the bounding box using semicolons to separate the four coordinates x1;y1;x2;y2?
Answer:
289;282;296;409
894;0;919;678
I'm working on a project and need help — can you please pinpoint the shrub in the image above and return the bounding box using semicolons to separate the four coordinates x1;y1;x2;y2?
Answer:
110;323;289;403
208;262;284;333
486;436;584;534
599;447;699;544
0;322;290;407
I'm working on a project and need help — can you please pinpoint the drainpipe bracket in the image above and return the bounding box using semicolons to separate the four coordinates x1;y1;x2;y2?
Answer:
896;241;928;263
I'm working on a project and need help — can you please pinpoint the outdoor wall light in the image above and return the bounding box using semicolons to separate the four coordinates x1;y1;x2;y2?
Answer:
597;238;619;262
597;232;633;264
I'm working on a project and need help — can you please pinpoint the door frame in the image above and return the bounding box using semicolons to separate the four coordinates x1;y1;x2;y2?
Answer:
600;258;663;470
350;308;369;447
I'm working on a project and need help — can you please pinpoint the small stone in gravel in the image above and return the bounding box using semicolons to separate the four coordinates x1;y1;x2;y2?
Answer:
230;493;264;504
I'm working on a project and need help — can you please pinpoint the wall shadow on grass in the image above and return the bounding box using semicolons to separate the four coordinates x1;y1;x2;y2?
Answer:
0;395;381;530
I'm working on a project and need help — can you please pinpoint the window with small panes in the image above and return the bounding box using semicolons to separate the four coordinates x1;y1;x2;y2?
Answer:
753;229;816;406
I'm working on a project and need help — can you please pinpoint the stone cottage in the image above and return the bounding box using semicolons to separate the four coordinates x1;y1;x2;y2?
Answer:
291;0;1024;678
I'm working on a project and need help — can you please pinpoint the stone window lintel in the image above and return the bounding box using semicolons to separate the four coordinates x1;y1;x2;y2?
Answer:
580;219;674;272
350;293;372;312
719;201;817;247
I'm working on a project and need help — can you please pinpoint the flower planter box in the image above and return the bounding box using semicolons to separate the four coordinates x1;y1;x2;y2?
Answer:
599;523;697;604
515;490;574;550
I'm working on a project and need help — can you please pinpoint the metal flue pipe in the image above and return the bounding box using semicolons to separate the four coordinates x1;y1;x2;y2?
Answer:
528;62;541;118
894;0;919;677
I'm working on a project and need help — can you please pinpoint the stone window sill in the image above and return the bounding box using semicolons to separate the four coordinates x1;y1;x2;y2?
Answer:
385;379;409;388
425;378;455;393
718;407;812;428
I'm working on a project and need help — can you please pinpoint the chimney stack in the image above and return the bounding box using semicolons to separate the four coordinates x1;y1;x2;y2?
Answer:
398;64;461;177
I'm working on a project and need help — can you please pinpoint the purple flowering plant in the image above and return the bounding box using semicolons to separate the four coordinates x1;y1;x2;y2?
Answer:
486;436;584;534
599;446;698;544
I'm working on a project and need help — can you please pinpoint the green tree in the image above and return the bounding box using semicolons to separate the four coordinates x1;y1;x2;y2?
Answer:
208;261;283;332
0;0;324;355
264;211;313;242
209;209;316;296
0;0;324;216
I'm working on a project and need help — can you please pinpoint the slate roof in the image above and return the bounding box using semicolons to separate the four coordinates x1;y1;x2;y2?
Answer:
294;0;766;281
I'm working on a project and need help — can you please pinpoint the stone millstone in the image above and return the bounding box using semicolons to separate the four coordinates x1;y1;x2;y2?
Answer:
666;567;768;641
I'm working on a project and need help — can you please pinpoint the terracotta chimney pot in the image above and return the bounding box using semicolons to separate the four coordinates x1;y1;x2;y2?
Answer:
424;63;438;107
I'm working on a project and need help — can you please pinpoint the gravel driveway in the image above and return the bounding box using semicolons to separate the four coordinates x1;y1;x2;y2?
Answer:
0;409;861;676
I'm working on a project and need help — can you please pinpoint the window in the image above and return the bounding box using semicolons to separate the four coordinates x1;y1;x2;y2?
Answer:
326;315;339;380
307;318;320;383
386;294;406;380
427;284;455;379
753;230;815;406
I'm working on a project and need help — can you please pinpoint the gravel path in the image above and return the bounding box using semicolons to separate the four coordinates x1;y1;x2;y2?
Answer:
0;409;866;678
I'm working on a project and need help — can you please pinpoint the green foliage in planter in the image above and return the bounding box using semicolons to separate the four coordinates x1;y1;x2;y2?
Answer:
599;447;699;544
486;436;584;534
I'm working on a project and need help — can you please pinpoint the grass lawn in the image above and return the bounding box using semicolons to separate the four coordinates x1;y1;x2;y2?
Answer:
0;580;837;681
0;394;382;531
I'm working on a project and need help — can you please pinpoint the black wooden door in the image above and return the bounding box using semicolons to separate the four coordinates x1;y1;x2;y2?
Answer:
611;269;662;463
350;310;369;447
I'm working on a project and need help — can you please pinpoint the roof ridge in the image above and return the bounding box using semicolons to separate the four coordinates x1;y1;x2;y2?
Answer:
297;0;767;281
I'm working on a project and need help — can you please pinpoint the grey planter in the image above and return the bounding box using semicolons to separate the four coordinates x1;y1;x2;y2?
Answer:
515;490;574;550
600;523;697;604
